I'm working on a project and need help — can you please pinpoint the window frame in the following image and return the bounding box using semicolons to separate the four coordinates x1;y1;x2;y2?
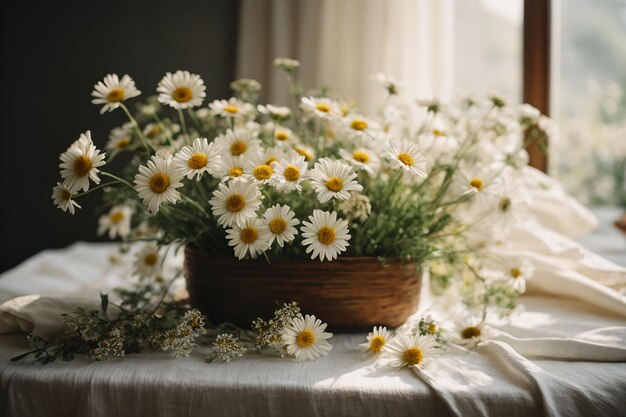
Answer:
523;0;551;172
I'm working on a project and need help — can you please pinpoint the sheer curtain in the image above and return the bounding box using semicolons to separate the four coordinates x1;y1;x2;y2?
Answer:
237;0;454;113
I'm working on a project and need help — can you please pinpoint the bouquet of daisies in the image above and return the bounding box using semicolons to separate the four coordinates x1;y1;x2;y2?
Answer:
52;58;555;315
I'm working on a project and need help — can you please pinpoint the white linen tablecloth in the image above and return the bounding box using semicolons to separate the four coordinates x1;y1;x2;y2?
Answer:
0;240;625;417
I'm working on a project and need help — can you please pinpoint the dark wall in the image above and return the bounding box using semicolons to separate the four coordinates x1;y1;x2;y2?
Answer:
0;1;240;272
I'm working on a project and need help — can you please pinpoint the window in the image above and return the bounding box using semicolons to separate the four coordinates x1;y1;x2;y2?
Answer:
552;0;626;205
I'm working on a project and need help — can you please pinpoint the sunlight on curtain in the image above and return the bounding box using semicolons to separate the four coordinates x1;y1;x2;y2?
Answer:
237;0;454;114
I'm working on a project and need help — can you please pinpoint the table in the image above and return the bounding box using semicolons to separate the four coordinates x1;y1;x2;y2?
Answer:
1;211;626;416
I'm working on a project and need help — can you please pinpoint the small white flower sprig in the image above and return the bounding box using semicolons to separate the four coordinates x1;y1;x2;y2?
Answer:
13;282;332;364
52;59;552;320
206;301;333;363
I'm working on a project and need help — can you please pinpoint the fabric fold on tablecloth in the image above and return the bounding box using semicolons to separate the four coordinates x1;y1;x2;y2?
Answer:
0;295;99;340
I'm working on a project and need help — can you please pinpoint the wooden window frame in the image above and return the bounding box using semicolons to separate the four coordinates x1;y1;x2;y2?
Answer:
523;0;551;172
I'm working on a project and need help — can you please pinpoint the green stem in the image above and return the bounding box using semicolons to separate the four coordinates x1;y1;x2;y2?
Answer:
101;172;135;191
119;102;154;154
178;108;191;144
73;181;119;198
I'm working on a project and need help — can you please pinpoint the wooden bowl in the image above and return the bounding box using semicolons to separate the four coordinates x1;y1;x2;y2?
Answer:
184;246;422;332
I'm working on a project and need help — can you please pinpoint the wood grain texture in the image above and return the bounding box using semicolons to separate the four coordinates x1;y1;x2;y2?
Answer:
184;247;422;332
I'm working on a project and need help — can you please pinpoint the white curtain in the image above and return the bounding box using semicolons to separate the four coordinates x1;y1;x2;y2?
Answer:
237;0;454;114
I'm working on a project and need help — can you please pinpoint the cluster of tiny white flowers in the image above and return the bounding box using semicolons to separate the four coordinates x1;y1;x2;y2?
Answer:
338;193;372;223
89;327;125;361
149;309;205;358
253;301;301;356
211;333;247;362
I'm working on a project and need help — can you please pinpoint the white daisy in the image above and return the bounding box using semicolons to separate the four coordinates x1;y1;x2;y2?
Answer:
157;70;206;109
209;97;255;119
417;130;459;167
106;125;133;151
272;126;299;146
173;138;222;180
214;127;261;158
97;205;133;239
259;146;287;167
384;333;438;369
359;326;392;354
134;154;184;214
209;180;261;228
301;210;351;262
308;158;363;203
282;314;333;361
383;140;427;179
301;96;341;120
487;176;530;234
133;244;161;278
214;155;248;181
59;131;106;192
454;317;492;348
269;154;308;192
503;257;534;293
51;182;81;214
263;204;299;247
338;147;380;174
245;151;277;184
453;168;500;206
293;144;315;163
91;74;141;114
370;72;403;95
225;217;272;259
258;104;291;121
343;114;380;141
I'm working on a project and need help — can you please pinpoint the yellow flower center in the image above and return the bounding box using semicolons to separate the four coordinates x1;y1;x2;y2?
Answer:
61;189;72;201
317;226;336;245
230;140;247;156
432;129;446;136
461;326;481;339
351;119;368;131
352;151;370;164
188;152;208;170
470;177;483;191
253;164;273;181
269;218;287;235
149;173;170;194
110;211;125;223
284;165;301;182
106;88;125;103
275;131;289;141
397;152;414;167
295;148;313;161
402;347;424;365
315;103;331;113
116;137;131;148
511;267;521;278
225;105;239;114
145;125;161;139
240;226;258;244
296;329;315;347
226;194;245;212
427;323;437;334
228;167;244;177
144;253;158;266
172;86;193;103
369;335;386;353
73;155;92;176
325;176;344;192
265;157;279;165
